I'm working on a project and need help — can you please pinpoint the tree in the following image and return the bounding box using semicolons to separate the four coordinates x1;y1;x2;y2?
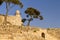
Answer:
0;0;23;25
22;7;43;26
0;0;3;5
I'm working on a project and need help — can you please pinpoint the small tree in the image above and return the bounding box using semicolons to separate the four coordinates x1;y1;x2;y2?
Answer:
0;0;23;25
22;7;43;26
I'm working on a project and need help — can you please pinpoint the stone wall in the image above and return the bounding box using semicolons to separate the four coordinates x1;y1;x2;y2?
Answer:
0;15;23;26
0;10;23;26
7;16;23;26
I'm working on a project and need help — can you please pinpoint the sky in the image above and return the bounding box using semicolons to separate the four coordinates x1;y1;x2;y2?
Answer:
0;0;60;28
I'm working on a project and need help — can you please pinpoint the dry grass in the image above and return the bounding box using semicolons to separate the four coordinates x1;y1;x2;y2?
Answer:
0;25;44;40
47;28;60;39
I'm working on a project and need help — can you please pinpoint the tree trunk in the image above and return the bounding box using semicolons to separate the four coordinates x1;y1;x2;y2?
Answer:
27;20;31;26
3;2;8;25
27;19;31;30
27;16;32;26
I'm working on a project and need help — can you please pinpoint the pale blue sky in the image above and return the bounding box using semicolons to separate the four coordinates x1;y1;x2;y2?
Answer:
0;0;60;28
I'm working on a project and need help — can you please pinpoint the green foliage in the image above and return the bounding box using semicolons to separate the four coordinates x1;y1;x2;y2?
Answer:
25;7;40;16
6;0;23;8
23;7;43;26
0;0;23;8
25;7;43;19
22;18;26;23
0;0;3;5
39;16;43;20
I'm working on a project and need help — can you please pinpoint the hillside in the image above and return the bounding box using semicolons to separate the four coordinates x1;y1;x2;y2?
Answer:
0;25;44;40
0;25;59;40
47;28;60;40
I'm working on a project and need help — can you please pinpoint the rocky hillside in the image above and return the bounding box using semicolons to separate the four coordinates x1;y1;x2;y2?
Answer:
0;25;59;40
0;25;44;40
47;28;60;40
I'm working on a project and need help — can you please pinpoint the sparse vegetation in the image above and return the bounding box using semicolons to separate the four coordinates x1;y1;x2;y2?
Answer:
33;30;37;32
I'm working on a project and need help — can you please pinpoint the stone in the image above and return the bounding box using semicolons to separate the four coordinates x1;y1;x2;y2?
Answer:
0;10;23;26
